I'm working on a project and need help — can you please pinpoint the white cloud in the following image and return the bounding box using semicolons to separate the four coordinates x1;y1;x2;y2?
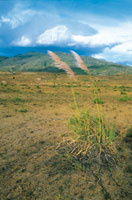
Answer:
38;21;132;49
0;4;39;29
12;36;31;46
93;54;105;60
87;22;132;65
37;25;71;45
36;22;132;65
93;41;132;64
72;22;132;47
109;41;132;54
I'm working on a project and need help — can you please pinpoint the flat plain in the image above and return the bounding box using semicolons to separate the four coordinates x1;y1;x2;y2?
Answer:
0;72;132;200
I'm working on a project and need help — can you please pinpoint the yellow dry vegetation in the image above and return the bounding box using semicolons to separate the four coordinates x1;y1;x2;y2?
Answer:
0;72;132;200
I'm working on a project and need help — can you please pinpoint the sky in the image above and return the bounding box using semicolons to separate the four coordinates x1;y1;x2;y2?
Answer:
0;0;132;65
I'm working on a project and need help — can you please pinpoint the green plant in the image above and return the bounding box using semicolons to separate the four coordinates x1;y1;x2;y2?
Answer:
36;85;40;89
69;111;117;145
119;95;131;102
93;97;104;104
93;88;101;94
50;51;118;168
74;91;80;95
14;97;25;102
126;126;132;137
120;91;127;95
19;108;28;113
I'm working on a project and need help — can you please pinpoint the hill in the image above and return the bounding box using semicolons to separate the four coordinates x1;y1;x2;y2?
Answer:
0;51;132;75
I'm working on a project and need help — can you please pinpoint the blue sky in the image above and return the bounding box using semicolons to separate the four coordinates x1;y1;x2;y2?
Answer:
0;0;132;65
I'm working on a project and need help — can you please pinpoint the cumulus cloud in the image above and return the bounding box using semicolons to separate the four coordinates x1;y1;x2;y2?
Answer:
37;25;72;45
93;42;132;65
72;22;132;46
36;21;132;47
91;22;132;64
12;36;31;46
109;41;132;54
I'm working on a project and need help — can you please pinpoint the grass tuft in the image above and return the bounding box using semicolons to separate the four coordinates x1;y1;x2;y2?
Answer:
93;97;104;104
119;95;131;102
19;108;28;113
69;111;117;145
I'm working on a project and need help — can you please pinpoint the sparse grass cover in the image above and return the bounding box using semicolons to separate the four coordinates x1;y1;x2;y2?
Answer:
119;95;132;102
0;72;132;200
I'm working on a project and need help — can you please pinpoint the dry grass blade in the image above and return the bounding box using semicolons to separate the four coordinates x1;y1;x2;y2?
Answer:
71;50;89;73
48;50;75;78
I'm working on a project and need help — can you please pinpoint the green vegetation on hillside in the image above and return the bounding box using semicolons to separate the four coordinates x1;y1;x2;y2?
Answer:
0;51;132;75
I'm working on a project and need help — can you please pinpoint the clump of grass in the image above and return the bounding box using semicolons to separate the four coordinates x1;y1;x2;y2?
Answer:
51;50;117;166
120;91;127;95
119;95;131;102
126;127;132;137
36;85;40;89
13;97;25;103
50;85;57;88
93;88;101;94
125;126;132;143
69;111;117;145
58;112;118;170
55;110;118;197
19;108;28;113
119;86;126;91
113;86;117;91
60;110;118;169
74;91;80;95
56;110;118;199
93;97;104;104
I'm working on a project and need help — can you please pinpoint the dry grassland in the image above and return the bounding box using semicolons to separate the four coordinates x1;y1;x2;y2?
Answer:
0;72;132;200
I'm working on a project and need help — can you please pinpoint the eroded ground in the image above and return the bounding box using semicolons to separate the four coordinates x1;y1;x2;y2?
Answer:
0;72;132;200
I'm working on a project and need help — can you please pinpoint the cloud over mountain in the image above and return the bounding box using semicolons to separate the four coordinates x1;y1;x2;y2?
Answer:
0;0;132;65
37;25;71;45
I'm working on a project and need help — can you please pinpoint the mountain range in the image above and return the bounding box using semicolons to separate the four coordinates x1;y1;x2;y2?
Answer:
0;51;132;75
